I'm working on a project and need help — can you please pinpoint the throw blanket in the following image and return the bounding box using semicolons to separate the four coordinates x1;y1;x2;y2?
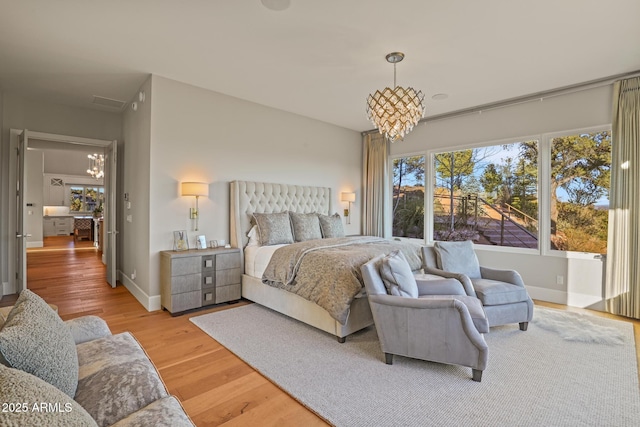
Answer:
262;236;422;324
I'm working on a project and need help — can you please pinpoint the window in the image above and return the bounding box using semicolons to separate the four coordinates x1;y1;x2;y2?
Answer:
549;130;611;253
391;126;611;255
432;141;539;249
69;185;104;213
392;156;425;239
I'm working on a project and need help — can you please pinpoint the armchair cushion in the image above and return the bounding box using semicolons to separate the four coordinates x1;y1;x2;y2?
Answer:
0;289;78;398
414;274;466;296
379;250;418;298
434;240;482;279
472;279;530;306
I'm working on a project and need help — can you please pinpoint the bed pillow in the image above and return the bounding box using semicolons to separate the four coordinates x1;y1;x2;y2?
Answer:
0;289;79;398
434;240;482;279
318;213;345;238
253;212;295;246
379;250;418;298
246;225;259;247
289;212;323;242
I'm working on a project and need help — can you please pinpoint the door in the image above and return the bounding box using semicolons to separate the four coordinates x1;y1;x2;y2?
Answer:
15;131;28;292
104;140;118;287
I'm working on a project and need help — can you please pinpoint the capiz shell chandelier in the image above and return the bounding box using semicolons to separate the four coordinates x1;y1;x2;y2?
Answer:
87;153;105;179
366;52;425;143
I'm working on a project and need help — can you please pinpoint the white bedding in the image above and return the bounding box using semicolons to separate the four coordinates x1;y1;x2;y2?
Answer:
244;244;286;278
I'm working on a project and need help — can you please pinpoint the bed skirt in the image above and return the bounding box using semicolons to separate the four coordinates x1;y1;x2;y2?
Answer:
241;274;373;341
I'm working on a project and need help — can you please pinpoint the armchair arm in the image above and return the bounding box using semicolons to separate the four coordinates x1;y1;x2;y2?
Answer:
480;266;525;287
65;315;112;345
423;266;477;297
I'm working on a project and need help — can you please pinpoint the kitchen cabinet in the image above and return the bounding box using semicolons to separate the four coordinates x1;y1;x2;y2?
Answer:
43;176;66;206
43;217;72;237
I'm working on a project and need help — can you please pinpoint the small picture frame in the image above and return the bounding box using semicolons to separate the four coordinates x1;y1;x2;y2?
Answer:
196;235;207;250
173;230;189;251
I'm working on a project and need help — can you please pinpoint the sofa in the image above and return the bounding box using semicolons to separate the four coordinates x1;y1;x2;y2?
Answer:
0;290;194;427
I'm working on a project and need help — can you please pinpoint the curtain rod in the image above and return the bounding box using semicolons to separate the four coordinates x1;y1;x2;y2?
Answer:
361;69;640;136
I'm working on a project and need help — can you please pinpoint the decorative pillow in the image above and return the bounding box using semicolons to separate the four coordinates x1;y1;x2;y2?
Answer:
0;289;79;397
318;213;345;238
246;225;259;247
252;212;294;246
379;250;419;298
434;240;482;279
0;364;98;426
289;212;323;242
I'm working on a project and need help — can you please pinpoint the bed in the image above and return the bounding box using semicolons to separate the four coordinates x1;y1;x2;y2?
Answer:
229;180;420;342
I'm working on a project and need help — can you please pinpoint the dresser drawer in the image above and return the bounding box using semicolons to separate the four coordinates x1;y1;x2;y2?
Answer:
216;284;241;303
217;253;241;270
168;291;202;313
216;268;241;286
171;273;201;294
171;257;201;276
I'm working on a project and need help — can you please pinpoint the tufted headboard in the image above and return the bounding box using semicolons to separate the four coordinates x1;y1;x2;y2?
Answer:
230;180;332;257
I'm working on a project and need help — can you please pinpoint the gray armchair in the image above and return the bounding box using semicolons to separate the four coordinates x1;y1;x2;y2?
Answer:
422;241;534;330
360;253;489;382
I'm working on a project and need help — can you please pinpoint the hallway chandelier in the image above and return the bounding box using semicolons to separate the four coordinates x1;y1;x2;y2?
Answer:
87;153;105;179
366;52;425;142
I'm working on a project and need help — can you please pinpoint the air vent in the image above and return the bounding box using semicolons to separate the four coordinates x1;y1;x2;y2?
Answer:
92;95;126;110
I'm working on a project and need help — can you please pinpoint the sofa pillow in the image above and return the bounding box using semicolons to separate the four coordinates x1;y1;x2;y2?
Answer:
289;212;323;242
434;240;482;279
0;289;79;397
252;212;294;246
318;213;345;238
379;250;419;298
0;364;97;426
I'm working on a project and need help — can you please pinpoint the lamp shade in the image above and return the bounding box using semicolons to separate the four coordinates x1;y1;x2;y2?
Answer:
341;192;356;202
181;182;209;197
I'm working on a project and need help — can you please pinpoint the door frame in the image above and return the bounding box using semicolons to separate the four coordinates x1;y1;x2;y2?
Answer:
7;129;116;295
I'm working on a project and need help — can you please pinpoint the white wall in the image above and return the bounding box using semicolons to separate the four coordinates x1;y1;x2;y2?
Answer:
25;150;44;247
391;85;613;309
121;76;152;309
1;94;123;294
119;75;361;309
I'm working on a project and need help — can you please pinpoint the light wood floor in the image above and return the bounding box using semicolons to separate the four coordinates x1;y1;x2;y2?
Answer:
3;237;639;426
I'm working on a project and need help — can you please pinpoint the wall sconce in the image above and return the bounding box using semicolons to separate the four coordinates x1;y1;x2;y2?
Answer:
181;182;209;231
341;192;356;224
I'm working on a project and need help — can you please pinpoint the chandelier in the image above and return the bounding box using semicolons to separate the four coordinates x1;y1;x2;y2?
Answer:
366;52;425;142
87;153;105;179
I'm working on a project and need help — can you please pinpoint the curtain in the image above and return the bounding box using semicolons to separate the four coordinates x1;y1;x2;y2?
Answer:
362;133;389;237
606;76;640;319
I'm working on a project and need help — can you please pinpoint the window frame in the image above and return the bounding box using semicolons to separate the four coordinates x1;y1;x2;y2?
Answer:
540;124;612;258
68;184;104;214
390;124;612;257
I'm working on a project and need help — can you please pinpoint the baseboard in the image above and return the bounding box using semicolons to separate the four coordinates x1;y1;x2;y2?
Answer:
119;271;161;312
26;241;44;248
527;285;606;312
2;282;13;297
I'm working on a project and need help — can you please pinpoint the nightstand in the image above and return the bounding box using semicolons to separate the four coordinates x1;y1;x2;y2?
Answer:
160;247;241;315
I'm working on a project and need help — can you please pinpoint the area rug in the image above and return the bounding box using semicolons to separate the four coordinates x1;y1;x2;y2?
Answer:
190;305;640;426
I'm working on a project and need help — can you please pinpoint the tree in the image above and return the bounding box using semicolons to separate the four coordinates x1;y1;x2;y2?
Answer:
392;156;424;216
519;132;610;235
479;163;502;201
434;150;475;230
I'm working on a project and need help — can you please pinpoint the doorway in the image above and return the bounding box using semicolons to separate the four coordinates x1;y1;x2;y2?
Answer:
11;129;118;295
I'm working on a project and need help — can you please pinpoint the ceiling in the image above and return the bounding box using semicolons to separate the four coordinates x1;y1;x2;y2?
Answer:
1;0;639;133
